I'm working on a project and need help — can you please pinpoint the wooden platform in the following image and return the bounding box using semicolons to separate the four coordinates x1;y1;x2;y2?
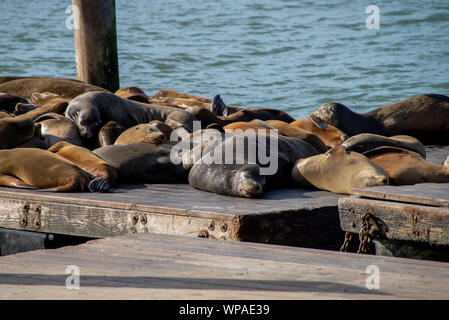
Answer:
1;232;448;299
0;184;343;252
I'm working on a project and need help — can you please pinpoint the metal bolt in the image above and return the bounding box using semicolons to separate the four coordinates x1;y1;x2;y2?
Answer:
139;214;147;225
131;214;138;225
34;206;41;215
208;220;215;231
141;227;148;233
33;217;41;229
129;227;137;234
20;214;27;226
220;222;228;233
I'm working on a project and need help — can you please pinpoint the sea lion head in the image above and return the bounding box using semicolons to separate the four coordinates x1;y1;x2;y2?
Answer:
65;103;102;139
232;165;266;198
310;102;350;130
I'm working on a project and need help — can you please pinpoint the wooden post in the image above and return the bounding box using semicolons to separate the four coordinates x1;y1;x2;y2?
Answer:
73;0;119;92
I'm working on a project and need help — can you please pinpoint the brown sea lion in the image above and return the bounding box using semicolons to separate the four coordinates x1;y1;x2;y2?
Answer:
364;146;449;185
342;133;426;158
65;91;197;139
0;115;35;149
223;120;275;135
291;145;389;194
115;86;151;103
0;93;29;113
48;142;117;191
92;143;188;184
0;148;90;191
152;89;211;103
310;94;449;144
114;120;172;145
0;77;108;99
290;118;348;148
31;92;70;106
265;120;328;153
98;121;127;146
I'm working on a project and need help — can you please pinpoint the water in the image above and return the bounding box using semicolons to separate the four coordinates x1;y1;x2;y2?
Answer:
0;0;448;119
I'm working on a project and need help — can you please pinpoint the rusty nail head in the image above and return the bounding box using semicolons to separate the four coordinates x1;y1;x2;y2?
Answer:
220;222;228;233
131;214;138;225
22;203;29;212
20;215;27;226
139;214;147;225
208;220;215;231
35;206;41;215
129;227;137;234
33;218;40;229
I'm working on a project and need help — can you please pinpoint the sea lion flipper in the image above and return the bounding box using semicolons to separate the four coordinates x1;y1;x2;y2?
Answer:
211;95;228;117
308;114;328;130
0;175;37;189
89;177;111;193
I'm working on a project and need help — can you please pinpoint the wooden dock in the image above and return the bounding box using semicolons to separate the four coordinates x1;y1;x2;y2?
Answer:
0;184;343;255
1;232;448;299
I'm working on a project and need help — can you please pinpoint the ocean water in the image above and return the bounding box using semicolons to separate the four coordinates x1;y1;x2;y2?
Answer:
0;0;448;119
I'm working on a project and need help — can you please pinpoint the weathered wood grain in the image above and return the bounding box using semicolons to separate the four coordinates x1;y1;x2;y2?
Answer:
339;197;449;245
0;233;448;299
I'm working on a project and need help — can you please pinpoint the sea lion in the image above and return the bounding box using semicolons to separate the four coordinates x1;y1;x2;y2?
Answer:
152;89;211;104
291;145;389;194
114;120;172;145
16;101;68;120
364;146;449;185
290;118;348;148
98;121;127;146
35;114;85;148
310;94;449;143
92;143;188;184
188;132;319;197
342;133;426;158
65;91;197;139
115;86;151;103
0;77;108;100
31;92;69;106
223;120;275;135
48;142;117;191
0;148;90;191
265;120;328;153
0;114;35;149
0;93;29;113
189;163;266;198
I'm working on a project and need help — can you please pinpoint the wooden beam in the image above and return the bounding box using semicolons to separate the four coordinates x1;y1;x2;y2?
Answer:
73;0;119;92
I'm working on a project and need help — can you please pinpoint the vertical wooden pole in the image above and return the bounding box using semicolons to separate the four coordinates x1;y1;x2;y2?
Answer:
73;0;119;92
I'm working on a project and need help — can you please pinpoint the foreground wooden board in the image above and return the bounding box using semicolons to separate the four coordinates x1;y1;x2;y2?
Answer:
351;183;449;208
0;233;448;300
339;197;449;246
0;185;342;250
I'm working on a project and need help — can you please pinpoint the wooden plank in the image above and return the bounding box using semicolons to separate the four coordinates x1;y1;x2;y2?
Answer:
0;185;343;249
0;233;448;299
339;197;449;245
352;183;449;208
425;145;449;165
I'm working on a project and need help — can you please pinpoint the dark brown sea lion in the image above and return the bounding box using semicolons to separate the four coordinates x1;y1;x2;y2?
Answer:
65;91;197;139
342;133;426;158
92;143;188;184
115;86;151;103
290;118;348;148
0;93;29;113
0;77;108;99
35;113;85;148
188;132;319;197
0;148;90;191
98;121;127;146
48;142;117;191
291;145;389;194
364;146;449;185
310;94;449;143
0;115;35;149
114;120;172;145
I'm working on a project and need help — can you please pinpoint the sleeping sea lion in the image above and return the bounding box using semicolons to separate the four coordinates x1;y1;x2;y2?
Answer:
65;91;197;139
0;148;91;191
93;143;188;184
291;145;389;194
98;121;127;146
48;142;117;191
289;118;348;148
342;133;426;158
0;93;29;113
364;146;449;185
0;114;35;149
114;120;172;145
